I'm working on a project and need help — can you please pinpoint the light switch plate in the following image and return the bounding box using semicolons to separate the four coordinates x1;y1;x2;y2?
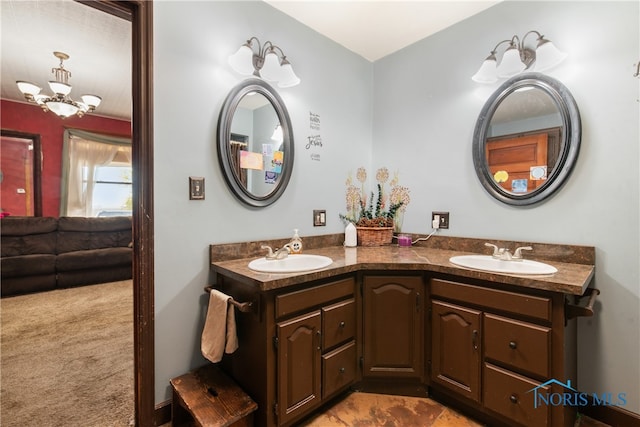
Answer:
189;177;205;200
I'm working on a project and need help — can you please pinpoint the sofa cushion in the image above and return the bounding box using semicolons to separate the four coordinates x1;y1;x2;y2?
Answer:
56;247;132;272
1;254;57;278
2;275;57;297
57;216;132;253
0;217;58;257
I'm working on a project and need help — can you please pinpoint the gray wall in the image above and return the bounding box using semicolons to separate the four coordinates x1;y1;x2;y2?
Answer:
373;0;639;413
154;0;639;414
154;0;373;403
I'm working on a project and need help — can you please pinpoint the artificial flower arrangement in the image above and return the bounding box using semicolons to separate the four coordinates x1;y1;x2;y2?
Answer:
340;166;411;232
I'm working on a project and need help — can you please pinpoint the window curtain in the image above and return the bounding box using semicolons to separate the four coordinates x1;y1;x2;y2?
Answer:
60;129;131;217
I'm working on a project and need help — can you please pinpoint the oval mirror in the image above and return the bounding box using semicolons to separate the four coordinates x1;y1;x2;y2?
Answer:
217;78;294;207
472;73;581;206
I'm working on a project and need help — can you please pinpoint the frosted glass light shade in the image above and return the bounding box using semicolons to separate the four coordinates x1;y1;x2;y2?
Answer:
497;47;526;78
48;81;72;96
271;124;283;142
260;52;282;81
471;56;498;83
16;81;42;97
228;45;255;76
533;40;567;72
46;101;79;118
278;63;300;87
81;95;102;108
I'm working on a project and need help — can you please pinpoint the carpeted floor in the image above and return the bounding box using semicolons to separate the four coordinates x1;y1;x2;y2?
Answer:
1;280;134;427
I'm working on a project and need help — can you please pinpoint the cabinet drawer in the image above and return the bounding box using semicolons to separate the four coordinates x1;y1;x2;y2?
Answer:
322;298;355;350
483;363;549;427
484;313;550;378
322;341;356;399
430;279;552;322
276;277;355;319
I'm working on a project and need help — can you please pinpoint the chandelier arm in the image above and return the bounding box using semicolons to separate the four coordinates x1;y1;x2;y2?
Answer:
491;39;515;54
521;30;543;47
267;44;287;60
246;37;261;51
260;41;275;58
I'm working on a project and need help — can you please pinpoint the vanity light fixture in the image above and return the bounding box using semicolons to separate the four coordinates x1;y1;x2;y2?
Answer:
271;124;283;142
16;51;101;118
472;31;567;84
228;37;300;88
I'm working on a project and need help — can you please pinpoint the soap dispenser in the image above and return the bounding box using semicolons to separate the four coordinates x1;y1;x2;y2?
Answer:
289;229;303;254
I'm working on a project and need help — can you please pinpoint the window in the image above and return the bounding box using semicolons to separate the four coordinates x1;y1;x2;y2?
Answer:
89;161;132;217
61;129;132;217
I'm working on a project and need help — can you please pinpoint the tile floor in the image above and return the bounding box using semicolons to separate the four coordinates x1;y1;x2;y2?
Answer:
162;390;612;426
300;391;610;427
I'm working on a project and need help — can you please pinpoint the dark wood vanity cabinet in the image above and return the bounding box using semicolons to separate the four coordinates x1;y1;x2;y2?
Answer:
428;277;576;427
362;275;425;382
430;299;482;402
215;266;583;427
274;279;357;425
218;275;357;427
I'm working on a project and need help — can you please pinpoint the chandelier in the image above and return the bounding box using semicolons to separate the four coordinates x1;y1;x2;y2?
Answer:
16;51;102;118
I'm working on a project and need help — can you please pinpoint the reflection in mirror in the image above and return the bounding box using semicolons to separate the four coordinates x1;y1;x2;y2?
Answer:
486;86;562;194
473;73;581;206
218;78;294;207
230;92;283;198
0;129;42;216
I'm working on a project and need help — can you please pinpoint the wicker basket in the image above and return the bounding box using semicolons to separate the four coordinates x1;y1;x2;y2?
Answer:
356;226;394;246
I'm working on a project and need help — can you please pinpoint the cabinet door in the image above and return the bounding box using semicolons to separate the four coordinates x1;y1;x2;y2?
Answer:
363;275;424;380
276;310;322;425
431;300;481;402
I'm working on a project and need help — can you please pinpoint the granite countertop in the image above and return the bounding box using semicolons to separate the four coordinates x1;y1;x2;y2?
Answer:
210;244;595;296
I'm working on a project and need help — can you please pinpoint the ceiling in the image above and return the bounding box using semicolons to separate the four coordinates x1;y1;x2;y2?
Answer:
1;1;499;121
264;1;500;62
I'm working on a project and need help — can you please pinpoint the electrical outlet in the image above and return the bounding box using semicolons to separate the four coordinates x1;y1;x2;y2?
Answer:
432;211;450;229
313;210;326;226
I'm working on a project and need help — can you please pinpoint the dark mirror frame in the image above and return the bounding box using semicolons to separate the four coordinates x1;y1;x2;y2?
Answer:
472;72;581;206
217;78;294;208
1;129;43;216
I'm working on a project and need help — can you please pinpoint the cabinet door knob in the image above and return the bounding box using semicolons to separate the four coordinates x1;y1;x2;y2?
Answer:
339;367;345;374
509;341;517;349
510;394;519;404
339;321;346;328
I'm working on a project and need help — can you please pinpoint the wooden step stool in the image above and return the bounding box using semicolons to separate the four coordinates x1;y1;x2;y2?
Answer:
170;364;257;427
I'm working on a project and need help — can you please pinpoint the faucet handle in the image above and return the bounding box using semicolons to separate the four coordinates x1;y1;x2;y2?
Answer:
513;246;533;259
484;243;500;257
261;245;274;258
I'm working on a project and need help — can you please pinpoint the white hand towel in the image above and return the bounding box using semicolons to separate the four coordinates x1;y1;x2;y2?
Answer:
201;289;239;363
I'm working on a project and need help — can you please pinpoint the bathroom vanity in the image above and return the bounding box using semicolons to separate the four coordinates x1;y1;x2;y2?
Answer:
210;237;595;427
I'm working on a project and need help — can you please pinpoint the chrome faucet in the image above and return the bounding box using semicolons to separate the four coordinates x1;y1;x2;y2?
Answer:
261;244;291;260
484;243;533;261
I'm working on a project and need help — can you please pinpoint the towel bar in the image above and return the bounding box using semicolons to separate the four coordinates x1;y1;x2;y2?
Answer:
204;285;253;313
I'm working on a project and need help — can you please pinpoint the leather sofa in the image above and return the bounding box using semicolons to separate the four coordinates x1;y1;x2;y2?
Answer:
1;216;132;297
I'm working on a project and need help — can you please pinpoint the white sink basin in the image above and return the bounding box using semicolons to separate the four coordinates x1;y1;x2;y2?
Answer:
449;255;557;275
248;254;333;273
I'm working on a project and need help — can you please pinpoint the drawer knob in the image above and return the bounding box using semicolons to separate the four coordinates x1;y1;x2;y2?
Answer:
339;321;346;328
339;367;346;374
510;394;519;404
509;341;518;349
